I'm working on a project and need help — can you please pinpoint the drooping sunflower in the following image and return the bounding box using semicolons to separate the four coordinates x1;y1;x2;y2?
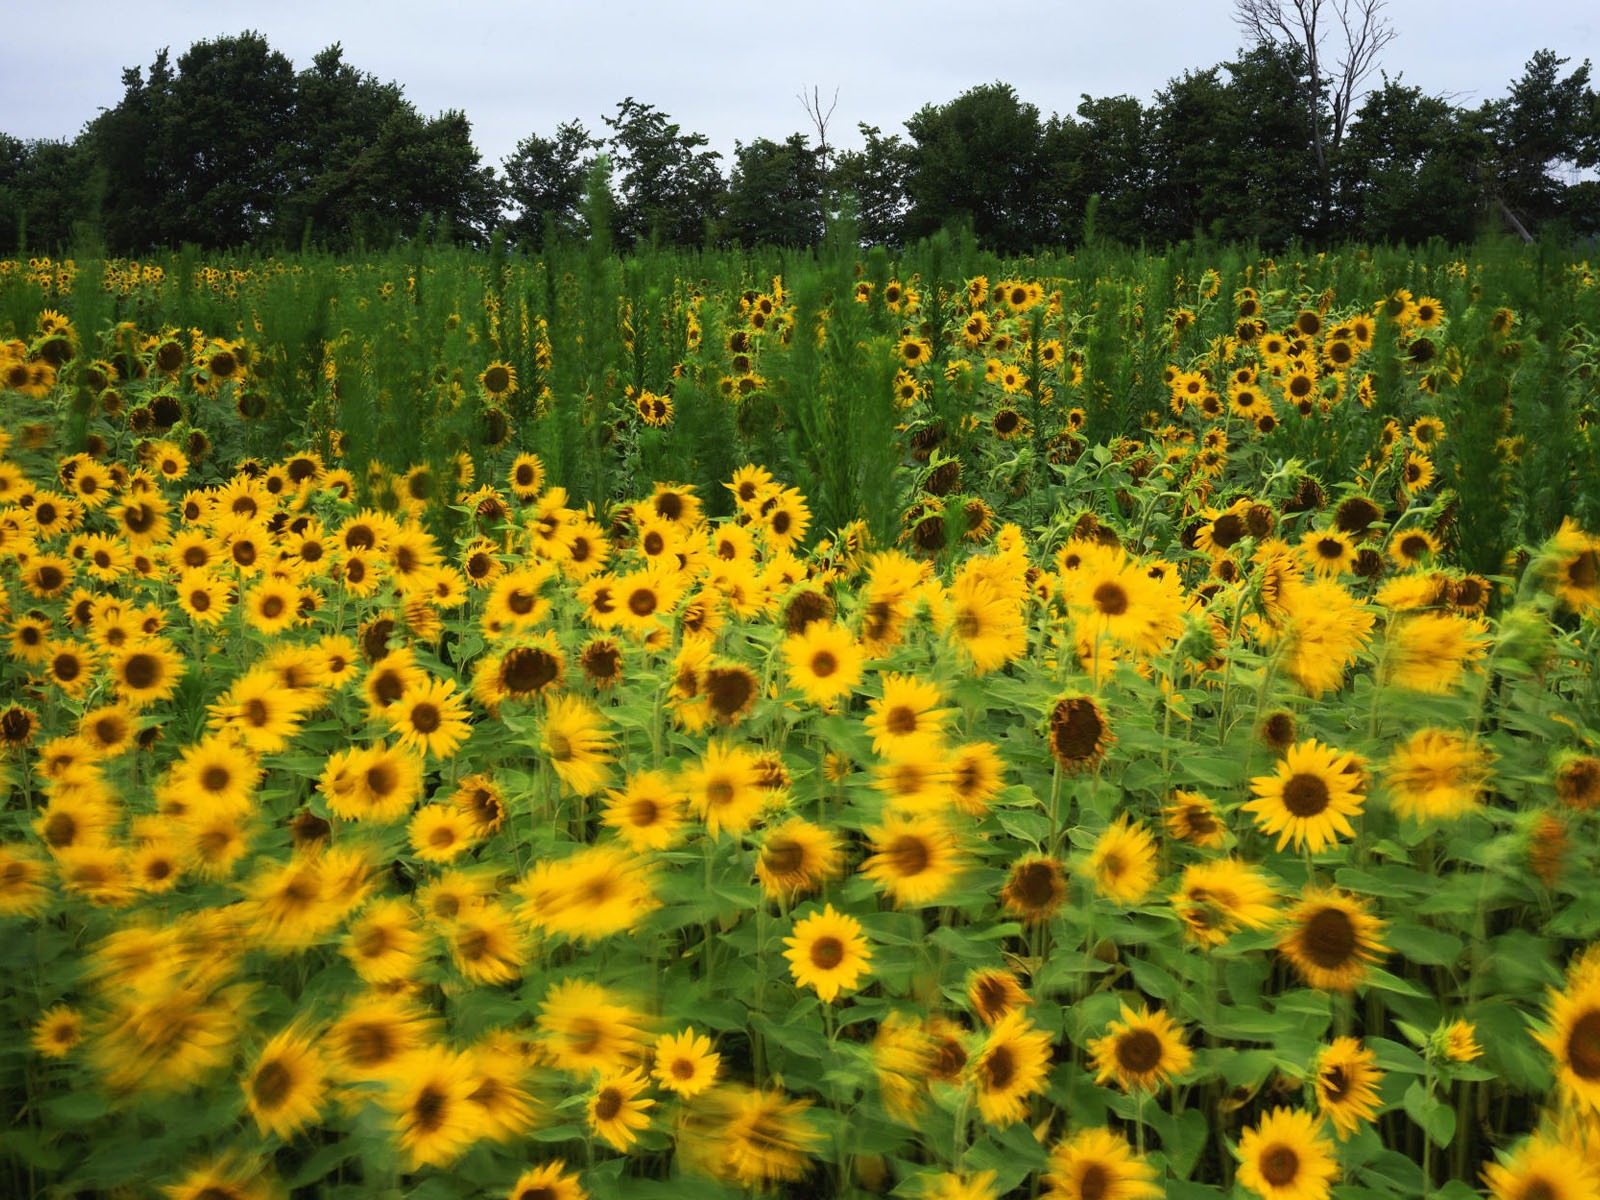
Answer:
1244;739;1365;854
243;1022;328;1140
1048;693;1114;772
1042;1126;1160;1200
1236;1107;1339;1200
1311;1037;1384;1137
969;1010;1054;1127
653;1028;721;1098
1278;887;1387;992
861;814;964;907
1088;1003;1193;1094
1001;854;1068;925
783;903;872;1003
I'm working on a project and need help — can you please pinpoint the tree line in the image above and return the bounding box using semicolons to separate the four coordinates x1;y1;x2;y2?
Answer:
1;29;1596;256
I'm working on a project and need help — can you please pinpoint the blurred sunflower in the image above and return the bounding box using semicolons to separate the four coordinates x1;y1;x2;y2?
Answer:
1236;1108;1338;1200
1278;887;1387;992
1042;1126;1159;1200
970;1011;1052;1126
1089;1003;1192;1094
1312;1037;1384;1137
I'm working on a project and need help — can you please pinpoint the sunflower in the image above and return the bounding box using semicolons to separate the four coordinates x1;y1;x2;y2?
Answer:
480;360;517;398
967;968;1032;1028
1173;859;1280;947
32;1005;84;1058
1481;1135;1600;1200
387;675;472;758
1236;1107;1339;1200
948;741;1005;817
161;1154;280;1200
342;897;427;985
1084;816;1159;906
1383;728;1493;822
783;903;872;1003
448;901;527;985
684;740;767;838
540;695;613;796
1088;1003;1192;1094
653;1028;721;1097
941;572;1028;674
1556;753;1600;812
1048;693;1113;772
1311;1037;1384;1137
327;994;436;1082
214;668;311;753
518;843;657;942
244;1022;328;1140
602;769;686;851
1042;1126;1160;1200
1439;1018;1482;1064
506;1161;587;1200
970;1011;1053;1126
700;1085;821;1189
865;673;952;762
1537;971;1600;1114
1298;528;1357;577
1244;739;1365;854
1382;612;1490;694
755;818;842;901
244;577;301;635
111;639;185;707
1279;887;1387;992
862;814;964;907
1541;518;1600;615
386;1046;479;1169
1163;790;1228;848
537;978;649;1076
1001;854;1068;925
782;620;865;708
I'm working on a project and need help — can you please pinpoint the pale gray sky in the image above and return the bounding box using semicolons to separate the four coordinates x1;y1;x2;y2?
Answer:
3;0;1595;169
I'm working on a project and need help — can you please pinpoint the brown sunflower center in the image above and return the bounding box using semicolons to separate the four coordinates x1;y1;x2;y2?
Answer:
1566;1011;1600;1080
886;835;930;876
810;650;838;678
123;653;159;690
1322;1063;1350;1099
410;702;441;735
1282;773;1331;817
1115;1028;1162;1074
763;838;804;876
346;1023;395;1067
1009;860;1061;910
1259;1144;1300;1186
251;1059;293;1109
201;765;232;793
981;1044;1016;1091
412;1084;448;1132
1051;697;1106;763
1302;906;1357;969
671;1057;696;1081
809;936;845;970
1570;550;1599;591
1092;581;1128;616
706;668;755;718
592;1087;623;1122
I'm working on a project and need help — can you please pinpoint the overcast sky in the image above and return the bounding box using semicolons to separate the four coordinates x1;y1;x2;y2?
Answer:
3;0;1595;169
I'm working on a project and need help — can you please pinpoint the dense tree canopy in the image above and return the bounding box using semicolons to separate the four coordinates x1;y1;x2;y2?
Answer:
1;30;1595;254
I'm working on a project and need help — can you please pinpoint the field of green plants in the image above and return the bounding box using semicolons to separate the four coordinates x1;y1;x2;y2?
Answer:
2;236;1599;1200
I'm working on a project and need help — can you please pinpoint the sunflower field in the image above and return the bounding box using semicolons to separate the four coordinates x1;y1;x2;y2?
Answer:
2;238;1600;1200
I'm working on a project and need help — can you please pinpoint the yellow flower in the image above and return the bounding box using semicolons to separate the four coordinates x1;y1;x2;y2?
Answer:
783;903;872;1003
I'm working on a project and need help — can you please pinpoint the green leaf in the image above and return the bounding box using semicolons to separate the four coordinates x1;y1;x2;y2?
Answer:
1383;921;1464;967
1401;1080;1456;1148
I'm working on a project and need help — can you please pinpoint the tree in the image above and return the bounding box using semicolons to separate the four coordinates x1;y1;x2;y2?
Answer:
1336;78;1488;243
1484;51;1599;235
1233;0;1396;228
82;50;179;252
602;98;725;248
903;82;1047;252
502;120;602;249
279;44;410;246
0;137;91;251
1040;95;1152;245
830;124;910;248
722;134;825;247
